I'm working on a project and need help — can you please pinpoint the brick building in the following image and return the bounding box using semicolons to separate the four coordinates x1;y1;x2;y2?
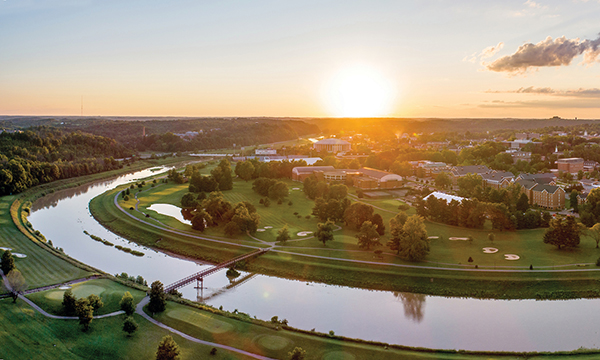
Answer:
557;158;584;174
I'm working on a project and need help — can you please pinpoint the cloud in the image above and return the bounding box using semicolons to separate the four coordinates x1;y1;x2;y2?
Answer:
479;99;600;109
485;86;600;97
480;42;504;59
485;34;600;73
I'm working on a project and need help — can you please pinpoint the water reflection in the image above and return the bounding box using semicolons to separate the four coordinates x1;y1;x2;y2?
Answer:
394;292;426;323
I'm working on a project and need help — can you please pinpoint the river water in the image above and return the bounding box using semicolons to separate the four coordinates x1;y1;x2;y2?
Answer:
27;167;600;352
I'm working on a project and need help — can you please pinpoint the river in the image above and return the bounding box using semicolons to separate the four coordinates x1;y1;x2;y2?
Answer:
28;167;600;352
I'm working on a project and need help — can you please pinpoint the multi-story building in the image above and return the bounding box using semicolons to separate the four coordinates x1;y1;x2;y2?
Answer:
481;171;514;189
313;138;351;153
557;158;584;174
515;179;565;210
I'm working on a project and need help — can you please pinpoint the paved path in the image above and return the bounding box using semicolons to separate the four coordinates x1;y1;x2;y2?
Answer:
136;296;276;360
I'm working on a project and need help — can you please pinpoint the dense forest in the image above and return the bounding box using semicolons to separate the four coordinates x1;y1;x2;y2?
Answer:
0;128;131;195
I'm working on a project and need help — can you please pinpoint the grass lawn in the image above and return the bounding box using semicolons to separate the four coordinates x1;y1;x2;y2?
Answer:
26;279;147;316
0;195;92;291
0;297;244;360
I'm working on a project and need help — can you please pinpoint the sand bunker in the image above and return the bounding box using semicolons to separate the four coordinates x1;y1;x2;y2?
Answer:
449;237;469;241
482;247;498;254
292;187;300;190
0;247;12;251
428;236;439;240
504;254;520;260
58;286;72;290
13;253;27;258
264;226;273;229
256;229;265;232
297;231;313;236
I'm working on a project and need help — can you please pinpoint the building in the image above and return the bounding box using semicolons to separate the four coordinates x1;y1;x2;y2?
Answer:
450;165;490;184
505;150;532;163
313;138;351;153
409;161;450;177
516;173;557;185
291;166;402;190
292;166;335;181
422;191;465;203
530;185;565;210
557;158;584;174
578;192;588;205
481;171;514;189
255;149;277;155
515;179;565;210
515;133;541;140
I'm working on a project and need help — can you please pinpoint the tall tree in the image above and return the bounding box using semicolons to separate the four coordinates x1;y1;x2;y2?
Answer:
398;215;430;261
149;281;167;314
87;294;104;312
543;216;582;250
75;298;94;331
120;291;136;316
371;213;386;236
356;221;381;250
123;316;139;336
156;335;181;360
62;289;77;315
435;172;452;189
235;160;255;181
288;347;307;360
276;225;290;243
6;269;27;303
1;250;15;275
588;223;600;248
315;221;335;246
387;212;408;255
570;190;580;213
516;193;530;212
344;202;374;230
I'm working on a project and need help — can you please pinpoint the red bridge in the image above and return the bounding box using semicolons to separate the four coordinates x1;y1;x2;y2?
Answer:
164;248;269;293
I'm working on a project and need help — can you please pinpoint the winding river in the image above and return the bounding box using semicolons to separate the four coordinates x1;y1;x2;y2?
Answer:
28;167;600;352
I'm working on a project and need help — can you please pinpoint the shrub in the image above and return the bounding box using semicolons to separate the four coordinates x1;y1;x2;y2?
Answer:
277;199;283;205
129;207;134;210
468;256;473;263
124;195;130;201
259;198;264;204
305;215;310;220
210;348;217;356
288;201;293;206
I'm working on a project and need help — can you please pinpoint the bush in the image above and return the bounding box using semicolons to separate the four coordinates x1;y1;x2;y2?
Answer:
468;256;473;263
129;207;134;210
288;201;293;206
277;199;283;205
596;257;600;267
124;195;130;201
305;215;310;220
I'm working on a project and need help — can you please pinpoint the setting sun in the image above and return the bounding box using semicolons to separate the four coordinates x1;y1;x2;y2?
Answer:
323;65;396;117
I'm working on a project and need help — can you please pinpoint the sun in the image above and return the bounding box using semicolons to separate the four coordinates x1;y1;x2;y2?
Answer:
323;65;396;117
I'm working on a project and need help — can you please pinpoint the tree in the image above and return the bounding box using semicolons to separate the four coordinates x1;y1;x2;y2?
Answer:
180;193;198;208
268;181;289;201
398;215;429;261
149;281;167;314
123;316;139;336
356;221;381;250
75;298;94;331
6;269;27;302
543;216;582;250
588;223;600;248
235;160;255;181
211;159;233;191
435;172;452;189
344;202;374;230
328;184;348;200
1;250;15;275
516;193;529;212
371;213;385;236
120;291;136;316
191;210;212;232
387;212;408;254
315;221;335;246
457;173;483;197
62;288;77;315
276;225;290;243
156;335;181;360
570;190;580;213
288;347;306;360
87;294;104;312
488;233;495;243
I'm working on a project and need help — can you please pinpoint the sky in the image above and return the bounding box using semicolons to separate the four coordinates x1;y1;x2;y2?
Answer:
1;0;600;118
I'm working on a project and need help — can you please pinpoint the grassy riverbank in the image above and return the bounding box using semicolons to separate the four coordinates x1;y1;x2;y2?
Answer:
90;176;600;300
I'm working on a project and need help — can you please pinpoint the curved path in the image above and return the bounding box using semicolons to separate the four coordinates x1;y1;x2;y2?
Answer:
136;296;276;360
112;186;600;274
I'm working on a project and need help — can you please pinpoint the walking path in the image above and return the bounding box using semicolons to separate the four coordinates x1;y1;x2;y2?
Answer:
136;296;276;360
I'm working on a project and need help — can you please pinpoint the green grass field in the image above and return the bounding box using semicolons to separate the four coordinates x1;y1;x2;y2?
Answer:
26;279;147;316
0;195;92;291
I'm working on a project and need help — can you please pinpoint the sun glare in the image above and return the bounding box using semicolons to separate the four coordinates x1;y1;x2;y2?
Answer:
323;65;396;117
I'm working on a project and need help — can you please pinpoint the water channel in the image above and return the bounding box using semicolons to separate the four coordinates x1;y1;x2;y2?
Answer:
28;167;600;352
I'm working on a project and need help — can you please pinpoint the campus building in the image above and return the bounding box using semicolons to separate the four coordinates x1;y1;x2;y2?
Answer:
481;171;514;189
291;166;403;190
515;179;565;210
557;158;584;174
313;138;351;153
